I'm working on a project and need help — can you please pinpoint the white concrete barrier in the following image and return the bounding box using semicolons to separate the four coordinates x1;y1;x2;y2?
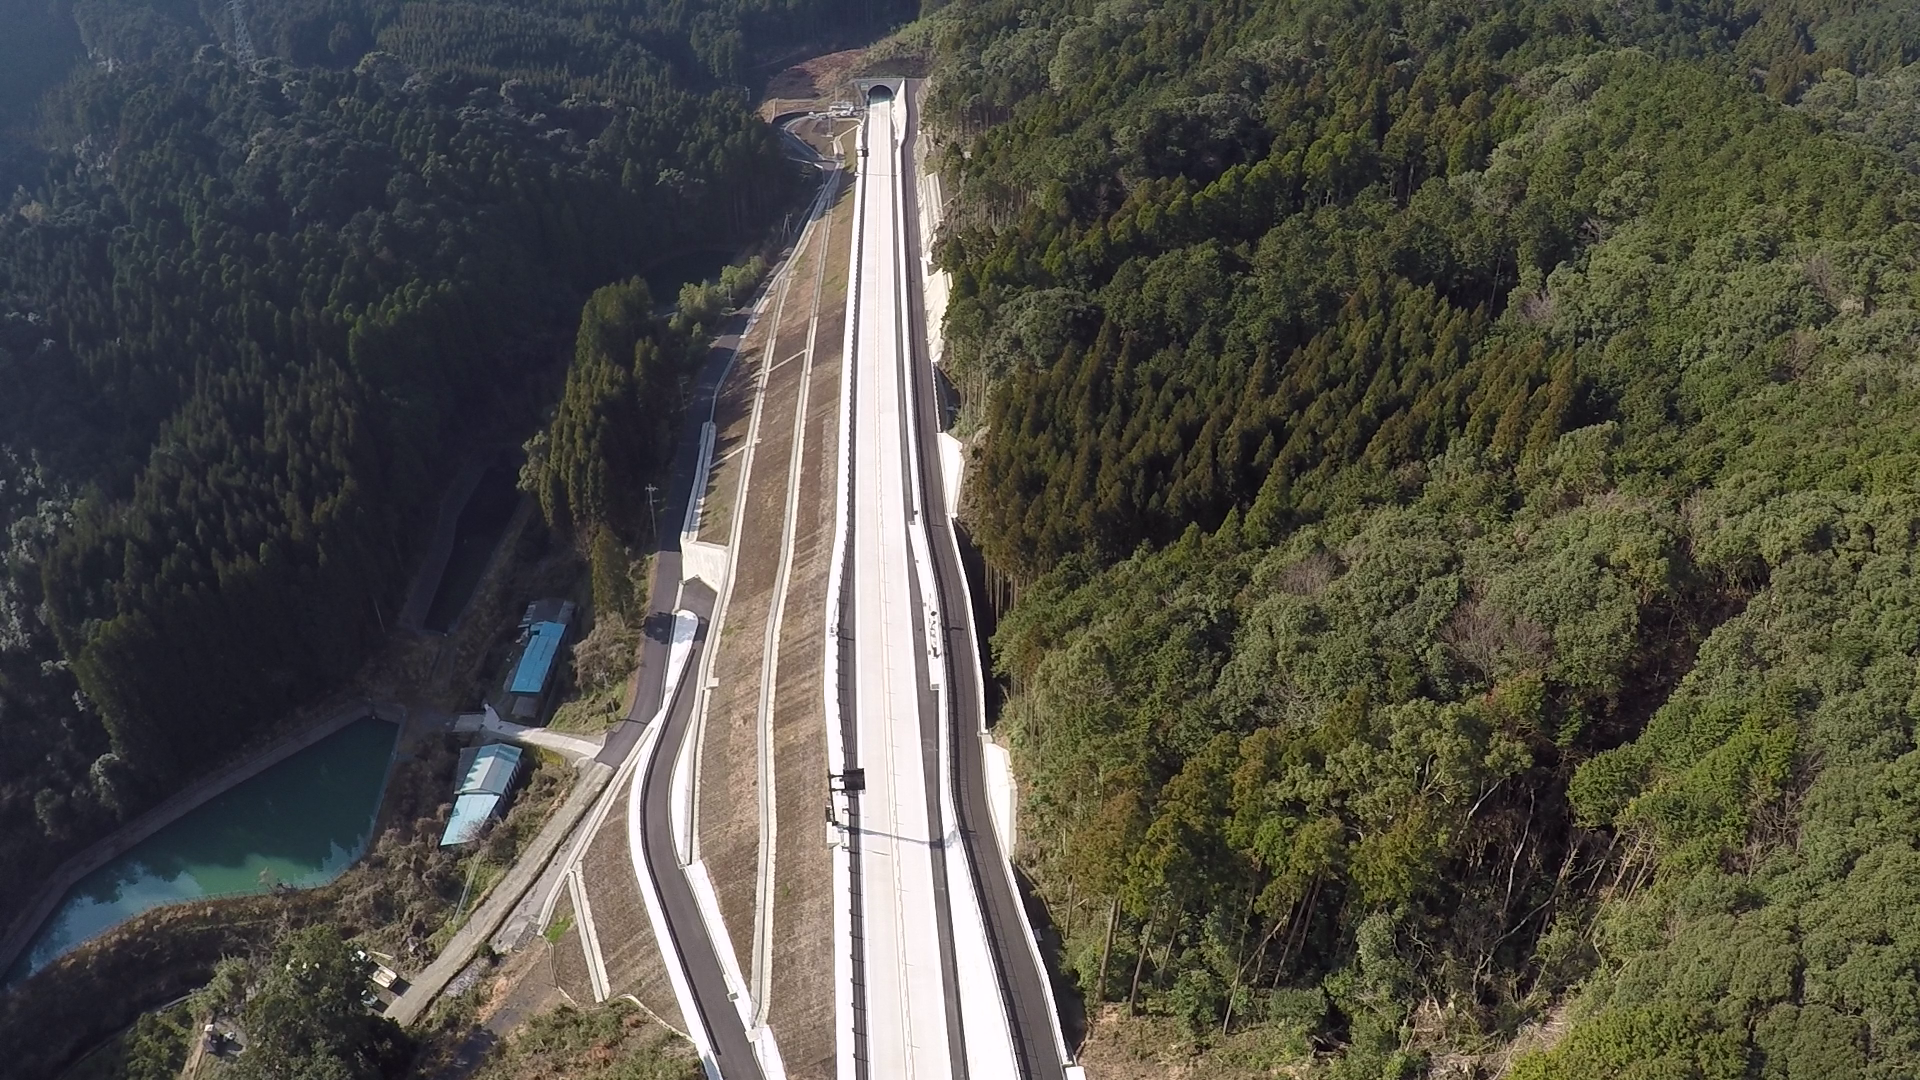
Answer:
822;84;867;1080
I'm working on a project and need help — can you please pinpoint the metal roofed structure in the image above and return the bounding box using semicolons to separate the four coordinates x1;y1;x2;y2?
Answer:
456;741;523;796
510;621;566;694
499;598;576;722
441;793;501;846
439;743;525;846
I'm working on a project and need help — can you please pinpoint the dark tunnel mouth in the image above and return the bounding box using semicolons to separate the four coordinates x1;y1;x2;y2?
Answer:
866;83;895;102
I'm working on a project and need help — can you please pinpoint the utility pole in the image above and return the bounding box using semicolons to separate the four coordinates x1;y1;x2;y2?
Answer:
644;483;660;542
227;0;256;67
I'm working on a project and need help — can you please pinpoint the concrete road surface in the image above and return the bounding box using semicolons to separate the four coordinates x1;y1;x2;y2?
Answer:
833;80;1073;1080
587;253;780;1080
895;85;1074;1080
844;86;968;1080
630;581;772;1080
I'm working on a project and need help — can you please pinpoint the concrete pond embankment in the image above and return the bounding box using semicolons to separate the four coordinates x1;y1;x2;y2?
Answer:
0;702;406;985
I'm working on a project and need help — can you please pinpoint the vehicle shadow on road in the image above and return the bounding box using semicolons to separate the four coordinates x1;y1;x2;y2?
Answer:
642;608;678;645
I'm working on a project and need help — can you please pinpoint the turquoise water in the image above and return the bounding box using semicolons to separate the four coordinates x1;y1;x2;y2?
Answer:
5;715;399;984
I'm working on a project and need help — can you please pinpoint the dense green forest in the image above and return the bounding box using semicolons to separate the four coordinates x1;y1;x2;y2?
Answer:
0;0;899;930
923;0;1920;1074
524;254;767;556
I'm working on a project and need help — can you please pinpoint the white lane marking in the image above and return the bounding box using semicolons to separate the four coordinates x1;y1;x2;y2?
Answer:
825;101;864;1080
846;91;963;1080
907;94;1078;1073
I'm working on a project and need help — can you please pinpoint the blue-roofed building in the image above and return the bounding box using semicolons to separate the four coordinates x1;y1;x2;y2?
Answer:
457;741;523;797
441;793;501;847
440;742;525;846
511;621;566;695
498;598;576;723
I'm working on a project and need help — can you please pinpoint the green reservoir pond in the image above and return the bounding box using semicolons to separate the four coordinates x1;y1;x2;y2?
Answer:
6;715;399;984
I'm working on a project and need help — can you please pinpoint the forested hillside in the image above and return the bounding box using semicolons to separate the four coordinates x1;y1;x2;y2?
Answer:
0;0;901;927
923;0;1920;1074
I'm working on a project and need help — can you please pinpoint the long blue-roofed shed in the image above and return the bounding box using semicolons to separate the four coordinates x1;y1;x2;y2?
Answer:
511;620;567;694
439;742;526;846
498;598;576;723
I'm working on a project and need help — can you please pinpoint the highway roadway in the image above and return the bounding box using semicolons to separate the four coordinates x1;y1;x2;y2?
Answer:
627;580;767;1080
843;85;966;1080
608;350;767;1080
562;86;1072;1080
586;191;809;1080
894;86;1075;1080
831;82;1073;1080
554;111;851;1080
